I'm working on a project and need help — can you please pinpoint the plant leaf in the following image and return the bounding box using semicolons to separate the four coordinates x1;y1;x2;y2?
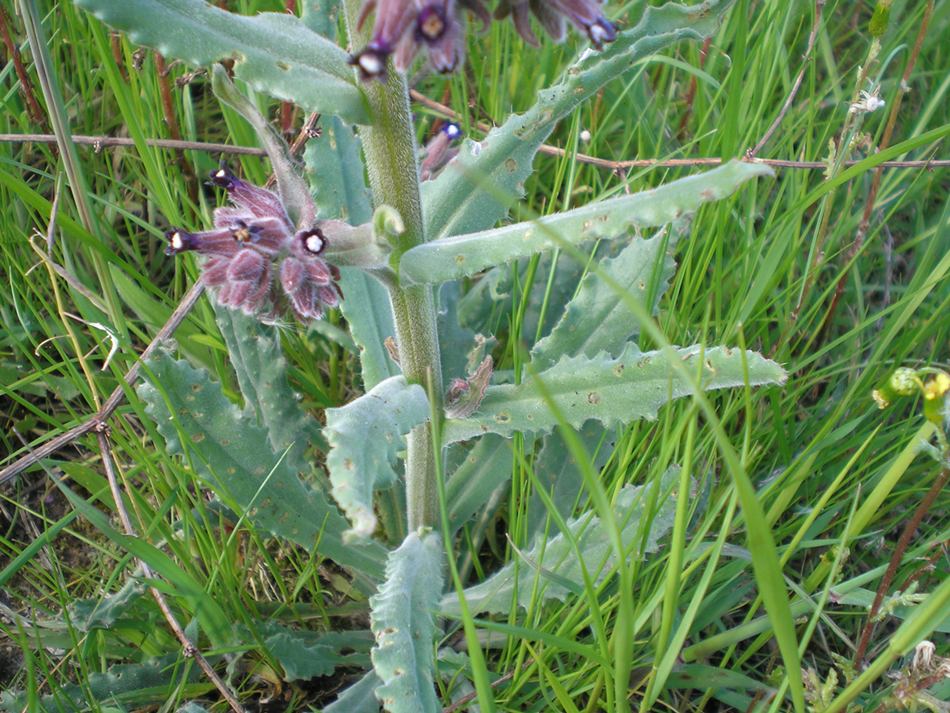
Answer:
301;0;340;37
442;344;786;443
0;654;202;712
446;435;513;534
325;670;383;713
137;348;387;581
438;282;479;382
304;118;400;390
211;66;315;227
530;226;679;369
526;423;614;537
370;532;444;713
73;0;368;123
404;161;771;285
239;621;372;681
441;468;681;616
69;570;147;631
421;0;735;239
326;377;430;539
215;306;324;469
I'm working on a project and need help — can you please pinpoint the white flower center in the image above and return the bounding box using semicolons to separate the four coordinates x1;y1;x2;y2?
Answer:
305;233;325;254
359;54;383;76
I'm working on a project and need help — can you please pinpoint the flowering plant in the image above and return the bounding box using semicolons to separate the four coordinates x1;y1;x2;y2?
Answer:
59;0;794;709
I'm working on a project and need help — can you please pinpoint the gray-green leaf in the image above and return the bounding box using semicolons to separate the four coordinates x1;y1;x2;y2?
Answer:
404;161;771;285
326;377;430;539
215;306;323;470
421;0;735;239
442;344;786;443
441;467;681;616
137;349;387;581
74;0;368;123
370;532;444;713
530;227;677;369
304;118;399;390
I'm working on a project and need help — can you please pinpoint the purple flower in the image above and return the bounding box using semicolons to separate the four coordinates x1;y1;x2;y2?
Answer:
495;0;616;49
350;0;615;80
420;122;462;180
166;165;342;322
351;0;491;79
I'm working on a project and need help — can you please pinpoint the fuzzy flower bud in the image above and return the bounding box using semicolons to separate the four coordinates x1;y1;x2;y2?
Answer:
420;122;462;180
166;164;342;322
871;367;919;409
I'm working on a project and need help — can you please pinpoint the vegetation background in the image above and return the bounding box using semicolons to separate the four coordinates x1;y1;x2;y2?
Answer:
0;0;947;710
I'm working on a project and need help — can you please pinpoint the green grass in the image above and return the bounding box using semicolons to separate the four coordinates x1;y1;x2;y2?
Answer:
1;0;948;711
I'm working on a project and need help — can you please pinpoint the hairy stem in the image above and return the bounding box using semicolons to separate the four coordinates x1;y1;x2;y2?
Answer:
343;0;443;532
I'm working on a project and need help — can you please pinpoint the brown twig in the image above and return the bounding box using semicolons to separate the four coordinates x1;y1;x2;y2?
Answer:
279;0;298;135
0;133;269;155
819;0;934;342
1;130;947;171
0;4;45;124
896;541;946;596
96;430;247;713
0;281;205;486
154;53;183;142
747;0;825;158
407;90;948;171
288;112;322;157
853;465;950;668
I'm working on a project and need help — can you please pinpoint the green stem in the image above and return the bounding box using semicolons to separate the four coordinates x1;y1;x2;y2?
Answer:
343;1;443;532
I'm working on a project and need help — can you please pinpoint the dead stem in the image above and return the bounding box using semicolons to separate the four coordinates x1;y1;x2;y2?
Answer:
0;282;205;486
818;0;935;344
97;429;247;713
853;465;950;667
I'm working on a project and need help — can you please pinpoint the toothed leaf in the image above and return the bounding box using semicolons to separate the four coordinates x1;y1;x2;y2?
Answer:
74;0;368;123
0;654;201;711
403;161;772;285
215;306;324;470
421;0;735;239
442;344;786;443
238;621;372;681
137;349;387;581
530;226;678;369
326;377;430;539
370;532;444;713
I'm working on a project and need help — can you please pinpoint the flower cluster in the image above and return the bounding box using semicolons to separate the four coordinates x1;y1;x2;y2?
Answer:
166;165;342;322
350;0;616;80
